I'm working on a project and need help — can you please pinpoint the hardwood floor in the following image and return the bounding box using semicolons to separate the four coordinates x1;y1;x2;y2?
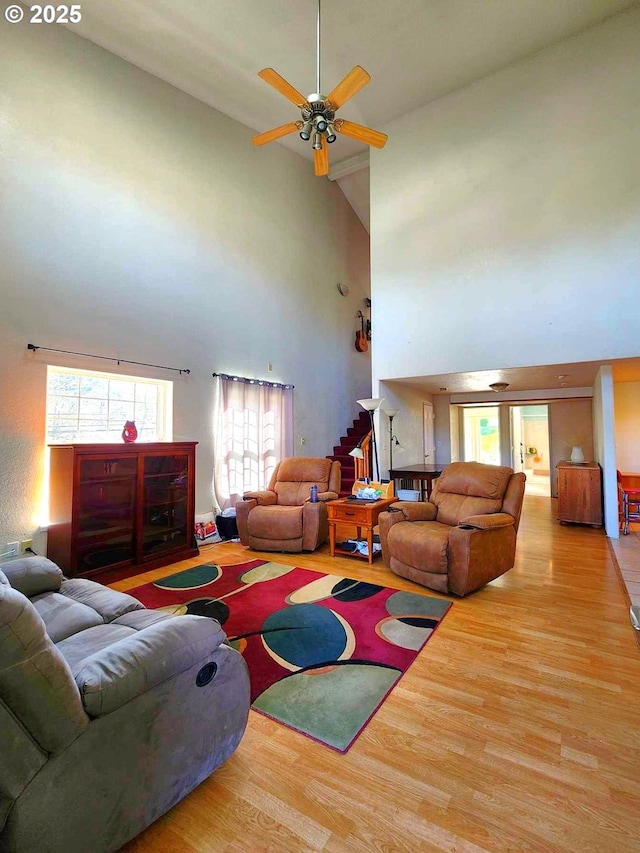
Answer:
114;496;640;853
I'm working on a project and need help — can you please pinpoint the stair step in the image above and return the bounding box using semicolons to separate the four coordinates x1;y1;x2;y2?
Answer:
346;426;369;438
332;446;355;456
340;436;361;447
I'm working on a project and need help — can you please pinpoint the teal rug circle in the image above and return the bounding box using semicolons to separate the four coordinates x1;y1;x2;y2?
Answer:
262;604;347;669
154;563;221;589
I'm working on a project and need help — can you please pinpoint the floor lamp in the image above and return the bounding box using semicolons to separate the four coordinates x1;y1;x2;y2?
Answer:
383;408;400;472
357;397;384;482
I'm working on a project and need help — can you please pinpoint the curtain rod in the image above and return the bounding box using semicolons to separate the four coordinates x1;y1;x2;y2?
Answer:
27;344;191;375
212;372;294;390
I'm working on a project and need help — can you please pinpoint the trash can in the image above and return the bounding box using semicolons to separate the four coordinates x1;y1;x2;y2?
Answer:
216;513;239;541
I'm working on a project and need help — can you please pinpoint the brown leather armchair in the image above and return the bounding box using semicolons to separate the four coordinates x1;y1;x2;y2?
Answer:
379;462;525;596
236;457;341;552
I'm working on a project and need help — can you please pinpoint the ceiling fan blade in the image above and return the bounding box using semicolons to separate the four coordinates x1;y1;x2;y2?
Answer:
258;68;307;107
326;66;371;110
314;136;329;177
251;122;301;147
334;119;388;149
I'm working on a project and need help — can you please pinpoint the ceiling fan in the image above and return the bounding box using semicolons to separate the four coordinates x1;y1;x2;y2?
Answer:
251;0;388;177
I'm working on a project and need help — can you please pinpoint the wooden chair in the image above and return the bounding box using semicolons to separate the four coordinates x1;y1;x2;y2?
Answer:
618;470;640;535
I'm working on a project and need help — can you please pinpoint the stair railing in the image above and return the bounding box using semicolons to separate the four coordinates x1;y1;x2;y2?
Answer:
352;432;372;482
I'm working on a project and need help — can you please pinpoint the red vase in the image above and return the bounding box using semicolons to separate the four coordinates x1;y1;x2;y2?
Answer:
122;421;138;443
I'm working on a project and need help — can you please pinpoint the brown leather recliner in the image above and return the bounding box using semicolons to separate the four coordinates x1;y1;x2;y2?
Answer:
379;462;525;596
236;457;341;553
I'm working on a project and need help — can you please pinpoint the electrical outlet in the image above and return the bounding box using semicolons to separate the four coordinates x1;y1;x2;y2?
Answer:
20;539;33;554
5;542;19;558
300;437;306;445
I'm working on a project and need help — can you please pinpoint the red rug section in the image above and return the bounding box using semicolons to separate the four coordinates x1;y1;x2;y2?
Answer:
128;560;452;750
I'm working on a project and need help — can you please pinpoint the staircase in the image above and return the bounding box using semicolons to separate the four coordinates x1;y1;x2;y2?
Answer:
327;411;371;497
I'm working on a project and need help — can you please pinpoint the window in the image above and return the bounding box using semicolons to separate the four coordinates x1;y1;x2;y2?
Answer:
212;374;293;510
46;366;173;443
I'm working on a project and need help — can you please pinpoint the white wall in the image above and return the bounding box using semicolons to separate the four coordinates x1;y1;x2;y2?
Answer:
370;9;640;383
0;20;371;548
593;366;618;538
614;381;640;473
377;381;434;477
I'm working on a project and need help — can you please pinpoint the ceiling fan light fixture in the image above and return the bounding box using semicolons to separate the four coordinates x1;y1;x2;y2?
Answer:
325;123;337;143
489;382;510;392
312;131;323;150
299;120;313;141
315;116;328;132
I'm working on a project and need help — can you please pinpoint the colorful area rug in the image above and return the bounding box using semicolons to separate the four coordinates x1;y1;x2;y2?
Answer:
129;560;451;752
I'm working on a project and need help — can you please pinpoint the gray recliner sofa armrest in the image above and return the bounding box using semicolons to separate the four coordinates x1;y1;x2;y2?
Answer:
0;556;63;598
73;615;227;717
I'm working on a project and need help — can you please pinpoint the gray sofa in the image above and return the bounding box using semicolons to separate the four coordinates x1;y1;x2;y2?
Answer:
0;556;250;853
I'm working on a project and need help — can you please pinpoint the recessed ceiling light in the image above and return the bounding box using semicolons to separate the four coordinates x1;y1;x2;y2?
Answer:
439;387;448;391
557;374;569;380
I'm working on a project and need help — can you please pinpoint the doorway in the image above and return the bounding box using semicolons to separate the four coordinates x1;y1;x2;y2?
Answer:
462;407;501;465
510;405;550;497
423;402;435;463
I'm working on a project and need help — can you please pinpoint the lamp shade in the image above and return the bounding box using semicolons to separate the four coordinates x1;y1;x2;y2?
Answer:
357;397;384;411
382;408;399;419
348;447;364;459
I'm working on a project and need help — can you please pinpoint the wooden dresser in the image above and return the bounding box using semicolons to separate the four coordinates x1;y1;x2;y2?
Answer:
47;442;199;579
556;461;602;527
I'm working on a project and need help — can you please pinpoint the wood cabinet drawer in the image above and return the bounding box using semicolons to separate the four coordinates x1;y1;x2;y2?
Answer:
328;503;370;524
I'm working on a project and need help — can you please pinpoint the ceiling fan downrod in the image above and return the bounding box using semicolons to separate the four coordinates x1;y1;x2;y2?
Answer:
316;0;322;95
305;0;334;149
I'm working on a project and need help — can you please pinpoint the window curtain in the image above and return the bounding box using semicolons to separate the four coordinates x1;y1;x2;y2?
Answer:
212;375;294;511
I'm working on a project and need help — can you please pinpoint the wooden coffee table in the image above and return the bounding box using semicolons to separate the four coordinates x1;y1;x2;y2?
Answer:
327;497;396;564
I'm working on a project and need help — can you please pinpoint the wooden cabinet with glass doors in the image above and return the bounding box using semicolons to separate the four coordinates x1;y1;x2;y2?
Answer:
47;442;198;579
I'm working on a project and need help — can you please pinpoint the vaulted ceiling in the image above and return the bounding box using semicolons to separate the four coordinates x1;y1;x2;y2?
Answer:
61;0;637;229
51;1;639;391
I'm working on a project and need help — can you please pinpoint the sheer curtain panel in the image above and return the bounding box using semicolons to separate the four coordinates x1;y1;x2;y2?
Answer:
212;375;294;511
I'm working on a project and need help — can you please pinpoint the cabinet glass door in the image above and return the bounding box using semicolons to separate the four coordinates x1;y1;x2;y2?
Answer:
142;454;189;558
77;456;137;573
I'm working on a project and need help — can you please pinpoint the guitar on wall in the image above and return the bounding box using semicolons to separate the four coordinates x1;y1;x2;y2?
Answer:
355;310;368;352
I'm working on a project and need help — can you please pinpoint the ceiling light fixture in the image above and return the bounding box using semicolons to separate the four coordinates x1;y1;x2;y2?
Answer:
251;0;388;176
489;382;510;392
